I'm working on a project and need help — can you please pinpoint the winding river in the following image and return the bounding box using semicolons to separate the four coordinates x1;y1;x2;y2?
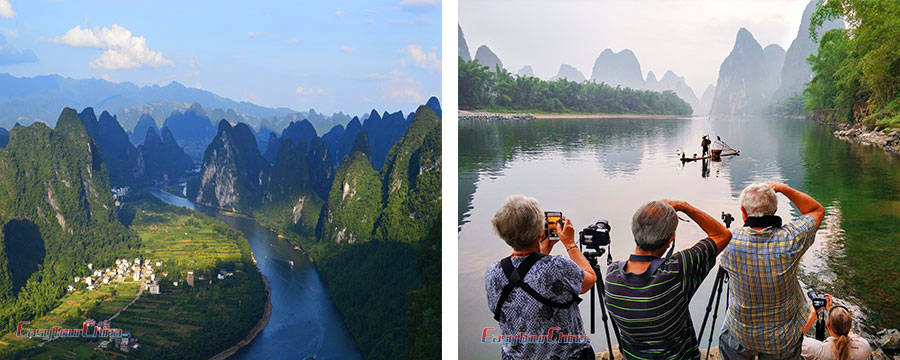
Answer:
458;116;900;358
147;189;363;360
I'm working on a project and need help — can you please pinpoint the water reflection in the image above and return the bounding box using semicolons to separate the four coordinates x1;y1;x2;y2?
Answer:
458;116;900;358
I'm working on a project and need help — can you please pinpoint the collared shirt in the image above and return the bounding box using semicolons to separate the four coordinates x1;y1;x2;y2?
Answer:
801;334;872;360
721;214;818;354
605;238;717;360
485;255;591;360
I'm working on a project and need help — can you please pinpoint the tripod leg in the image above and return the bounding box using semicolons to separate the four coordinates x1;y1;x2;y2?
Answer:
697;267;722;342
590;286;595;334
594;265;616;360
705;270;726;360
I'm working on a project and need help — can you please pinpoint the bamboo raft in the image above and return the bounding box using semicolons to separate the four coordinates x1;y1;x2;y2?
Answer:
680;149;740;162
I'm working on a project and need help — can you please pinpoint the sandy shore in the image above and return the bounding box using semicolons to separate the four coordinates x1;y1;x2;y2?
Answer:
459;110;689;120
209;274;271;360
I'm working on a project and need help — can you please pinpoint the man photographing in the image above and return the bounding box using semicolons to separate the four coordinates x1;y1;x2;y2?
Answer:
604;200;732;359
719;182;825;359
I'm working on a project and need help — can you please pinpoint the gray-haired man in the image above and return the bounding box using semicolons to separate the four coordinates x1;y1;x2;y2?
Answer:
605;200;732;360
719;182;825;359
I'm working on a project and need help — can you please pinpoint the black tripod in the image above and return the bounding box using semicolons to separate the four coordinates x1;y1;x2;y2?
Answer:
696;267;727;360
584;249;622;360
695;212;735;360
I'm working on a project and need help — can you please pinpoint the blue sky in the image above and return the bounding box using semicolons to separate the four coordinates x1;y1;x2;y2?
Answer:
0;0;441;115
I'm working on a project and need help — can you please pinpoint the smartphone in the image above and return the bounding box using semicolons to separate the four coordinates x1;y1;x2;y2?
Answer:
544;211;563;240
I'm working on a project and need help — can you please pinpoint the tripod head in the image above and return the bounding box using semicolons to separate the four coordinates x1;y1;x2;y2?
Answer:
582;248;606;267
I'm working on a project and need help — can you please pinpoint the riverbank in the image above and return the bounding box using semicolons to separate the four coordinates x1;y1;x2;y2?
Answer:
209;275;271;360
831;122;900;153
459;110;690;121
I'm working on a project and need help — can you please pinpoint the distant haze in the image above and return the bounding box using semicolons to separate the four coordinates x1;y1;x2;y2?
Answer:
459;0;810;94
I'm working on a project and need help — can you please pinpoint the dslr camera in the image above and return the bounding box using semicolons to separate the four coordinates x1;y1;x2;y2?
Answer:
579;220;611;251
807;290;827;311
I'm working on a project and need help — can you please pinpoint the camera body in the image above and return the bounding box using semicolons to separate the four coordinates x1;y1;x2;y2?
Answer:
807;290;827;311
580;220;611;251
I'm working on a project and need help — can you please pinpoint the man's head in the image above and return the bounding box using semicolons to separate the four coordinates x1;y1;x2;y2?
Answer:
739;183;778;219
492;195;544;251
631;201;678;253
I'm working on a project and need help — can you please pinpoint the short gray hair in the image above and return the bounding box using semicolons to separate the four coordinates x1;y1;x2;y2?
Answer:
631;201;678;251
740;183;777;217
492;195;544;251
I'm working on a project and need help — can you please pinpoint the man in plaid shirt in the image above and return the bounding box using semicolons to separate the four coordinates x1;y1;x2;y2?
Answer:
719;182;825;359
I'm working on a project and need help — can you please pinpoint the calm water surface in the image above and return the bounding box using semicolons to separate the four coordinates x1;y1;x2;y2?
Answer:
458;116;900;359
148;189;363;360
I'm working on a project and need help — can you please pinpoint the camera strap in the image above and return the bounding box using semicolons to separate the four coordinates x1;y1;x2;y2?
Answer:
744;215;782;228
493;253;582;321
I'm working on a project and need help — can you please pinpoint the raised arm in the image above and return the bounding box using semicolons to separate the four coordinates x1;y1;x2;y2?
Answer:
558;218;597;294
768;182;825;228
664;200;732;254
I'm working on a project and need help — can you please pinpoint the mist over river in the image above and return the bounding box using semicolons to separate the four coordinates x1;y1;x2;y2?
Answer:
458;116;900;358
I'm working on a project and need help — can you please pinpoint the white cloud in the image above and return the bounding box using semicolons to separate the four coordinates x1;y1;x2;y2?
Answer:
360;73;386;79
382;71;422;103
1;28;18;38
0;0;15;19
284;37;299;44
401;44;440;72
248;31;267;38
100;74;112;81
296;86;325;95
53;24;174;70
334;10;343;18
399;0;440;12
340;45;355;53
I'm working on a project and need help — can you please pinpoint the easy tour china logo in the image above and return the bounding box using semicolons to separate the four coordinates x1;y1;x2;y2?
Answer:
16;319;126;340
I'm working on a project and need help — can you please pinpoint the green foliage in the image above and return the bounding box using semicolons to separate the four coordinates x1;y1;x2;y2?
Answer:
321;152;383;243
0;108;139;335
2;194;266;360
404;218;441;359
311;240;419;360
459;58;693;115
260;104;443;360
804;29;862;122
375;106;441;243
807;0;900;128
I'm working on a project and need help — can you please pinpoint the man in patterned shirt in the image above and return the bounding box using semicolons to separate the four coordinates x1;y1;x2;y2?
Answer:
605;200;732;360
719;182;825;359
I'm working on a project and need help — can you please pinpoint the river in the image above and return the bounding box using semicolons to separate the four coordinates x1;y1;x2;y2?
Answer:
458;116;900;358
147;189;363;360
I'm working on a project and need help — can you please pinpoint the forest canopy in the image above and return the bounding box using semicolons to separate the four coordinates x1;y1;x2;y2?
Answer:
459;59;693;115
805;0;900;128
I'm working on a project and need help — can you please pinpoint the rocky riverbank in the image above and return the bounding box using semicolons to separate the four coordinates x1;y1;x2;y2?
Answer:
832;123;900;153
459;110;535;121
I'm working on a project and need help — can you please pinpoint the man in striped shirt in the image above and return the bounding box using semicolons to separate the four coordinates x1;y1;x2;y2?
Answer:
719;182;825;359
605;200;732;359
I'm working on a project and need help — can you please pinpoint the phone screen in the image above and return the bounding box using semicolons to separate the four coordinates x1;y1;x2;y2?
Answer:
544;211;563;239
